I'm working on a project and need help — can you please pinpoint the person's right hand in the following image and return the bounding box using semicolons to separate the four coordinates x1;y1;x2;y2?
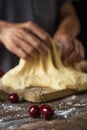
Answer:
53;32;85;63
0;21;51;60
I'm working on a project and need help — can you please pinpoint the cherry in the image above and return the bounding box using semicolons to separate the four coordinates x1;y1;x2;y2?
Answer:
9;93;19;103
0;69;4;77
29;105;40;118
40;104;54;120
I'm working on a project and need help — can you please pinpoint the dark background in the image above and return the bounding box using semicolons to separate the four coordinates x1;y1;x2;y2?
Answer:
73;0;87;59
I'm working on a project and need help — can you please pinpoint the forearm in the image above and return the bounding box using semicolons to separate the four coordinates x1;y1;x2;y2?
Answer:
54;14;80;40
53;2;80;40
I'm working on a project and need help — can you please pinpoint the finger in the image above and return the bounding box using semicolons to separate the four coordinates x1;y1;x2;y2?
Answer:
78;42;85;60
23;21;51;47
66;50;77;63
20;40;39;60
73;39;85;62
15;29;48;56
66;40;83;63
7;42;31;60
56;35;74;59
61;41;74;59
66;40;78;63
13;35;39;59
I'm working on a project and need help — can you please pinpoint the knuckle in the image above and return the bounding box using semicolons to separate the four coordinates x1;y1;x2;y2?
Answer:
27;46;35;55
28;21;34;27
67;41;73;51
28;47;34;53
22;53;28;59
35;40;41;47
21;26;27;32
65;44;71;50
43;34;49;41
9;44;15;51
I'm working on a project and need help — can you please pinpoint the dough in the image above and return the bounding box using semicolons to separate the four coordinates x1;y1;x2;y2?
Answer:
1;39;87;100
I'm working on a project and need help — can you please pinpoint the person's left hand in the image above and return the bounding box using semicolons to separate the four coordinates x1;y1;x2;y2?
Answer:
53;33;85;63
0;21;51;60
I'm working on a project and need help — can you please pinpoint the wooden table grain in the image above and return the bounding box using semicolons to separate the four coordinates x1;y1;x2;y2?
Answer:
0;91;87;130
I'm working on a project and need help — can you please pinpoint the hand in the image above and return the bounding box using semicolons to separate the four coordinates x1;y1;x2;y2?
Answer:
53;33;85;63
0;21;51;60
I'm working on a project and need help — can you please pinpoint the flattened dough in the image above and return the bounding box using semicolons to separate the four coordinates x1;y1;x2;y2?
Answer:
1;39;87;100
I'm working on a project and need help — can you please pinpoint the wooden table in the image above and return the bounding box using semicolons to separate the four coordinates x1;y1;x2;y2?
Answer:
0;91;87;130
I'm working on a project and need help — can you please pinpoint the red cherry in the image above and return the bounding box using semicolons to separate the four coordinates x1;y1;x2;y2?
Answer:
29;105;40;118
9;93;19;103
40;104;54;120
0;69;4;77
